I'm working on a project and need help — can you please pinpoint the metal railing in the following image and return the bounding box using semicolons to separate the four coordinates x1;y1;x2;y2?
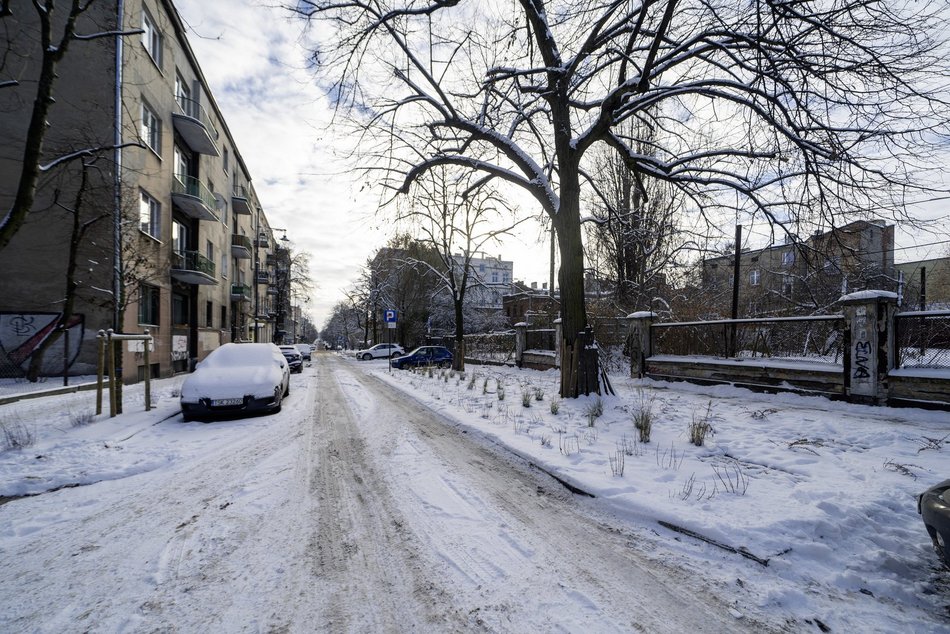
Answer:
175;96;219;139
172;250;216;277
230;284;251;301
895;310;950;370
525;328;555;351
171;175;217;215
652;315;846;365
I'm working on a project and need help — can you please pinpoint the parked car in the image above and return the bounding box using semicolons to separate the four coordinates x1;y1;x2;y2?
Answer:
180;343;290;422
295;343;312;361
391;345;453;369
353;343;405;360
278;345;304;373
919;478;950;568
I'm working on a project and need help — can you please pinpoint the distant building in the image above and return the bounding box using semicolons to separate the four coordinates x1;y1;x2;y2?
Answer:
701;220;895;317
896;256;950;310
0;0;284;382
503;281;560;327
456;254;514;309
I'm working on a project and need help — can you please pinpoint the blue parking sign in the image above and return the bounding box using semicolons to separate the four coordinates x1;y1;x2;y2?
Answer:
384;309;398;323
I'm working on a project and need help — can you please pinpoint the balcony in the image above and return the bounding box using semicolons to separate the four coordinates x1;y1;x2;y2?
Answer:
171;250;217;285
255;270;270;284
230;284;252;303
232;185;251;215
172;96;219;156
255;233;269;249
231;234;252;259
172;175;219;222
267;285;278;295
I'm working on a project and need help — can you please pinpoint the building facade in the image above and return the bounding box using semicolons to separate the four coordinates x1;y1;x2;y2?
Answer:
0;1;287;383
701;220;895;317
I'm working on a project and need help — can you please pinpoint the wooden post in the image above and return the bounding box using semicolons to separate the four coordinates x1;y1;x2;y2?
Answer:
107;329;117;418
143;329;151;412
96;330;105;416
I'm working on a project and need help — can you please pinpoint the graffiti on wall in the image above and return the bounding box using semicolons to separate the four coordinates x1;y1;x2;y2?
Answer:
0;312;85;375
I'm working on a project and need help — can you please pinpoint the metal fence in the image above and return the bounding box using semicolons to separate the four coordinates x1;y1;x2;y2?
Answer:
895;310;950;370
431;332;517;364
525;328;556;351
652;315;846;365
590;317;631;373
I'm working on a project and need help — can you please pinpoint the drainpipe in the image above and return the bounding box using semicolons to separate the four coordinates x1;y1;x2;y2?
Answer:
112;0;125;332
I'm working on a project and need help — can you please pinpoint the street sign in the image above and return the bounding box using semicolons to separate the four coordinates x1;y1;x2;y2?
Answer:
387;321;396;329
383;309;398;323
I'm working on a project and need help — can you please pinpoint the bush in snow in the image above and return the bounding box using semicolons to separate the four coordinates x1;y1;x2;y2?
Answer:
533;386;544;401
467;373;477;391
521;389;532;408
609;449;625;477
584;396;603;426
688;401;715;446
1;417;35;451
633;390;655;443
549;397;560;415
712;459;750;495
70;410;95;428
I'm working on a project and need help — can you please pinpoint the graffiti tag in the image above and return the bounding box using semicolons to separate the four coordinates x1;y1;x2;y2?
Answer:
853;340;871;380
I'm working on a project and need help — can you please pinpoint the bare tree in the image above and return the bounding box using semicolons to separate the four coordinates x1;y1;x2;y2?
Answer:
1;0;142;251
292;0;950;396
397;167;528;370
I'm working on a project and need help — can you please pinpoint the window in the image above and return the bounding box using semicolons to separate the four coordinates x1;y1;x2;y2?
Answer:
206;301;213;328
142;8;163;67
173;144;190;181
492;272;499;284
141;101;161;154
220;306;227;330
749;269;760;286
139;190;161;238
172;220;187;255
782;274;794;296
782;250;795;267
138;284;160;325
206;239;214;266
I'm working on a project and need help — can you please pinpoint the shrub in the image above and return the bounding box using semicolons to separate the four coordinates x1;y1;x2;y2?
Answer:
533;387;544;401
1;419;35;451
688;401;714;447
521;389;532;408
609;450;625;477
549;397;560;415
633;390;655;443
467;373;477;391
70;411;95;428
497;385;506;401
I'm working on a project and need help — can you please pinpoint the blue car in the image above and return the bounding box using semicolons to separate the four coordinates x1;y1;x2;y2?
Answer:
391;345;453;369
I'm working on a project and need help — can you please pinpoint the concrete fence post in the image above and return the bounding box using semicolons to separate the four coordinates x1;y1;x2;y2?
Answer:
554;318;562;369
627;311;657;379
514;322;527;368
839;291;898;405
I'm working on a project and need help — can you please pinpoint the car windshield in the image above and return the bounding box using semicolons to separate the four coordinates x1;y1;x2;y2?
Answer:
202;344;277;367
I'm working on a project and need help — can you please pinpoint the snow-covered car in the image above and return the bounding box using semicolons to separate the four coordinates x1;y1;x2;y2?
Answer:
295;343;312;361
180;343;290;422
391;346;453;369
353;343;405;360
919;478;950;568
279;345;304;373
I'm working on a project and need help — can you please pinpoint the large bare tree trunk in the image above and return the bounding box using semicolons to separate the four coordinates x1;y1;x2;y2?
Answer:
554;177;590;398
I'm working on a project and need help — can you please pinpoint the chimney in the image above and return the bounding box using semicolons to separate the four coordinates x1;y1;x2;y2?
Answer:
531;282;537;289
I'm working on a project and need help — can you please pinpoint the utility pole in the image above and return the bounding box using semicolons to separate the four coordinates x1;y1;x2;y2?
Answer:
729;225;742;357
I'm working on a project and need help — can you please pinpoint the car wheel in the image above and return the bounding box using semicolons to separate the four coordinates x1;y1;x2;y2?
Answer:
439;360;451;369
182;412;194;422
283;381;290;397
362;353;372;361
273;387;283;413
391;352;400;358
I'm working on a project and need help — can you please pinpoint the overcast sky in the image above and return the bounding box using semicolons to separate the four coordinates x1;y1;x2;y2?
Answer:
173;1;949;329
173;0;553;329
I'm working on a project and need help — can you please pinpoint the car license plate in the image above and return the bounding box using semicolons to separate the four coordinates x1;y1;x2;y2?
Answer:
211;398;243;407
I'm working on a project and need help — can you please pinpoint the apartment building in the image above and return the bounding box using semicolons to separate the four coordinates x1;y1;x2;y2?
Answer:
0;1;285;383
701;220;896;317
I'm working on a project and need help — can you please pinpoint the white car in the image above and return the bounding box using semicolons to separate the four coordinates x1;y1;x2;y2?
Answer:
353;343;405;360
180;343;290;422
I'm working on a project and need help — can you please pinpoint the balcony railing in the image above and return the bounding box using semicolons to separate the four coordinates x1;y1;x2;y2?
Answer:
232;184;251;215
230;284;252;302
231;234;252;259
171;175;218;222
255;233;269;248
172;96;219;155
256;270;270;284
170;250;217;285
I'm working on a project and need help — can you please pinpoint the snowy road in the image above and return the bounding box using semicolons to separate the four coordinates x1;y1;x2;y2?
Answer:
1;354;777;632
